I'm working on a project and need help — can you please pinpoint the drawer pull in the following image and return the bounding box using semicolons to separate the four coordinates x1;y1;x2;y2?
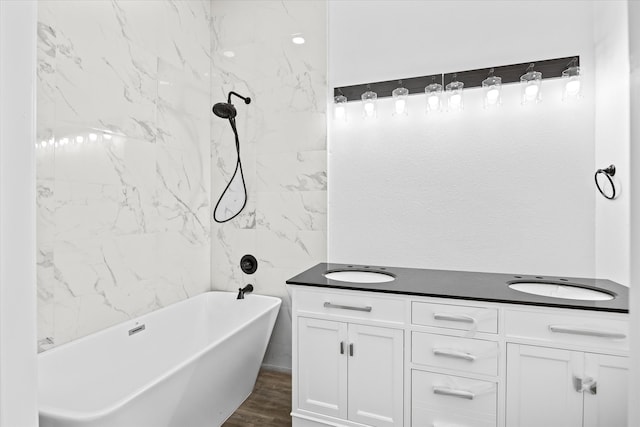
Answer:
433;313;476;324
432;348;477;362
324;302;372;312
433;386;475;400
548;325;626;339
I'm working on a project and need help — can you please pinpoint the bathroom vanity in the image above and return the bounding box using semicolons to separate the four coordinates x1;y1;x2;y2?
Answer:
287;263;629;427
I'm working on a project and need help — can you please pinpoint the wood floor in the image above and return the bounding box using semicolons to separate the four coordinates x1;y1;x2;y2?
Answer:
222;369;292;427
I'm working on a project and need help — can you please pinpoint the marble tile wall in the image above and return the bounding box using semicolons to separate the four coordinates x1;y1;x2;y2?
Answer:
210;0;327;370
36;0;212;349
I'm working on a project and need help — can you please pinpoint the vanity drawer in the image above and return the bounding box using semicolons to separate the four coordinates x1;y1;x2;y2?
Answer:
412;370;497;417
295;289;405;324
412;302;498;334
412;406;496;427
412;332;499;376
505;309;629;352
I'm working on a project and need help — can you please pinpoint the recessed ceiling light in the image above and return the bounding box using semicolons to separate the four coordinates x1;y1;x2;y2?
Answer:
292;36;305;45
223;50;235;58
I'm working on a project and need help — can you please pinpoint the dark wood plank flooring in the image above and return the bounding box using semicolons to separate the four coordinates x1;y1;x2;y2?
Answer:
222;369;292;427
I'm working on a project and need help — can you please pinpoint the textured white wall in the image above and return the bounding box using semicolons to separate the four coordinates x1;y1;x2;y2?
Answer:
0;1;38;424
627;1;639;424
328;1;597;277
594;1;630;286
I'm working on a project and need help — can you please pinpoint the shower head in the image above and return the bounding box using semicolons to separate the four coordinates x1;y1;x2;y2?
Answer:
212;102;237;119
212;91;251;120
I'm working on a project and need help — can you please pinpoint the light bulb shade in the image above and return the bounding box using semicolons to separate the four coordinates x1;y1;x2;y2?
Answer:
482;75;502;108
361;90;377;118
425;82;443;113
520;70;542;105
562;66;581;101
445;80;464;112
334;94;347;121
392;86;409;116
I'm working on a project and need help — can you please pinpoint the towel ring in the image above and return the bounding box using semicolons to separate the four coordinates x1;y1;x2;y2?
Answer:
594;165;616;200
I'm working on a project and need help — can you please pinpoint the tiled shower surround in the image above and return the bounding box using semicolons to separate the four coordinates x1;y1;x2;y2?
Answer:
36;0;326;369
210;0;327;369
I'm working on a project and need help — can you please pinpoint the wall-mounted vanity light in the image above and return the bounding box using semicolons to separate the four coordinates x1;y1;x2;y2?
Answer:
361;86;378;118
334;93;347;121
425;77;443;113
482;68;502;109
520;63;542;105
331;56;578;120
562;57;581;101
392;81;409;116
446;74;464;112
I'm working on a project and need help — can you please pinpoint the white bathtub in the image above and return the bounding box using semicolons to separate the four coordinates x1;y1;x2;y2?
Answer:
38;292;281;427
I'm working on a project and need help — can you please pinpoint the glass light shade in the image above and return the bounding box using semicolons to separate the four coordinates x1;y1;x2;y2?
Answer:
482;75;502;108
445;80;464;112
562;66;582;100
392;86;409;116
520;70;542;105
361;90;377;118
334;94;347;121
425;82;443;113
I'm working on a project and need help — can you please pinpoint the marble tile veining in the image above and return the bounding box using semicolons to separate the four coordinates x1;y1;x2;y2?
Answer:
37;0;212;348
210;0;327;370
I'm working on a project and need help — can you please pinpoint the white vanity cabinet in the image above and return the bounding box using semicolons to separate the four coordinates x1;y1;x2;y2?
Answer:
505;308;630;427
292;288;405;427
290;285;629;427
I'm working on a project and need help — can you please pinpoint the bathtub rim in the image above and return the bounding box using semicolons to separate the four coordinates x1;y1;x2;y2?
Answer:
38;291;281;422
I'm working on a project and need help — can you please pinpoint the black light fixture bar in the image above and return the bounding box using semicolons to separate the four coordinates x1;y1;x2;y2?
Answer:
335;74;441;102
334;56;579;102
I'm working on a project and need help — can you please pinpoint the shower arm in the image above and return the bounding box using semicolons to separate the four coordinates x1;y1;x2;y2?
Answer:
227;91;251;105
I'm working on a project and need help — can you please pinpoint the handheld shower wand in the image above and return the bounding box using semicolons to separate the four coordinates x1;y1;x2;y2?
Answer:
212;91;251;223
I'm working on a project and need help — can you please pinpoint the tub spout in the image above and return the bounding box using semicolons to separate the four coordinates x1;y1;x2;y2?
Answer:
237;284;254;299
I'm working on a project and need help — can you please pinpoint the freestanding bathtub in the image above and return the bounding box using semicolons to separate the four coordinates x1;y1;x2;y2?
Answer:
38;292;281;427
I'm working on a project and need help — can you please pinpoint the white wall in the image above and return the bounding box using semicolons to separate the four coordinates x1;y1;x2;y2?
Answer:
627;0;640;423
0;1;38;425
329;1;597;277
594;1;630;286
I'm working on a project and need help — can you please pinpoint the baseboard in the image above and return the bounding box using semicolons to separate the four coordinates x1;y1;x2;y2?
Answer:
261;362;292;374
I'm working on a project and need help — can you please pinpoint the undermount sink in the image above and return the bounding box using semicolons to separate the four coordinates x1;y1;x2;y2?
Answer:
324;270;395;283
508;281;614;301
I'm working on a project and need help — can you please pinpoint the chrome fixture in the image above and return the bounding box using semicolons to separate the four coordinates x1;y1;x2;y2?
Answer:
445;74;464;112
392;81;409;116
482;68;502;108
562;57;581;101
520;63;542;105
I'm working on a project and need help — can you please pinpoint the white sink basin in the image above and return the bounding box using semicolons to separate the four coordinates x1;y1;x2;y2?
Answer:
508;282;613;301
324;270;395;283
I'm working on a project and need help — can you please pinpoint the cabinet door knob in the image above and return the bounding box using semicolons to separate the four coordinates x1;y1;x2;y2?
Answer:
573;375;598;395
349;343;354;357
340;341;344;355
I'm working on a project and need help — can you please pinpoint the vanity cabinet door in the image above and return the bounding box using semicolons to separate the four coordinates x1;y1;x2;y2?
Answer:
583;353;629;427
297;317;348;419
506;344;583;427
347;324;403;427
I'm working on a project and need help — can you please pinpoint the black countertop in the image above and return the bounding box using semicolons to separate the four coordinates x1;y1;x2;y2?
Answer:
286;263;629;313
